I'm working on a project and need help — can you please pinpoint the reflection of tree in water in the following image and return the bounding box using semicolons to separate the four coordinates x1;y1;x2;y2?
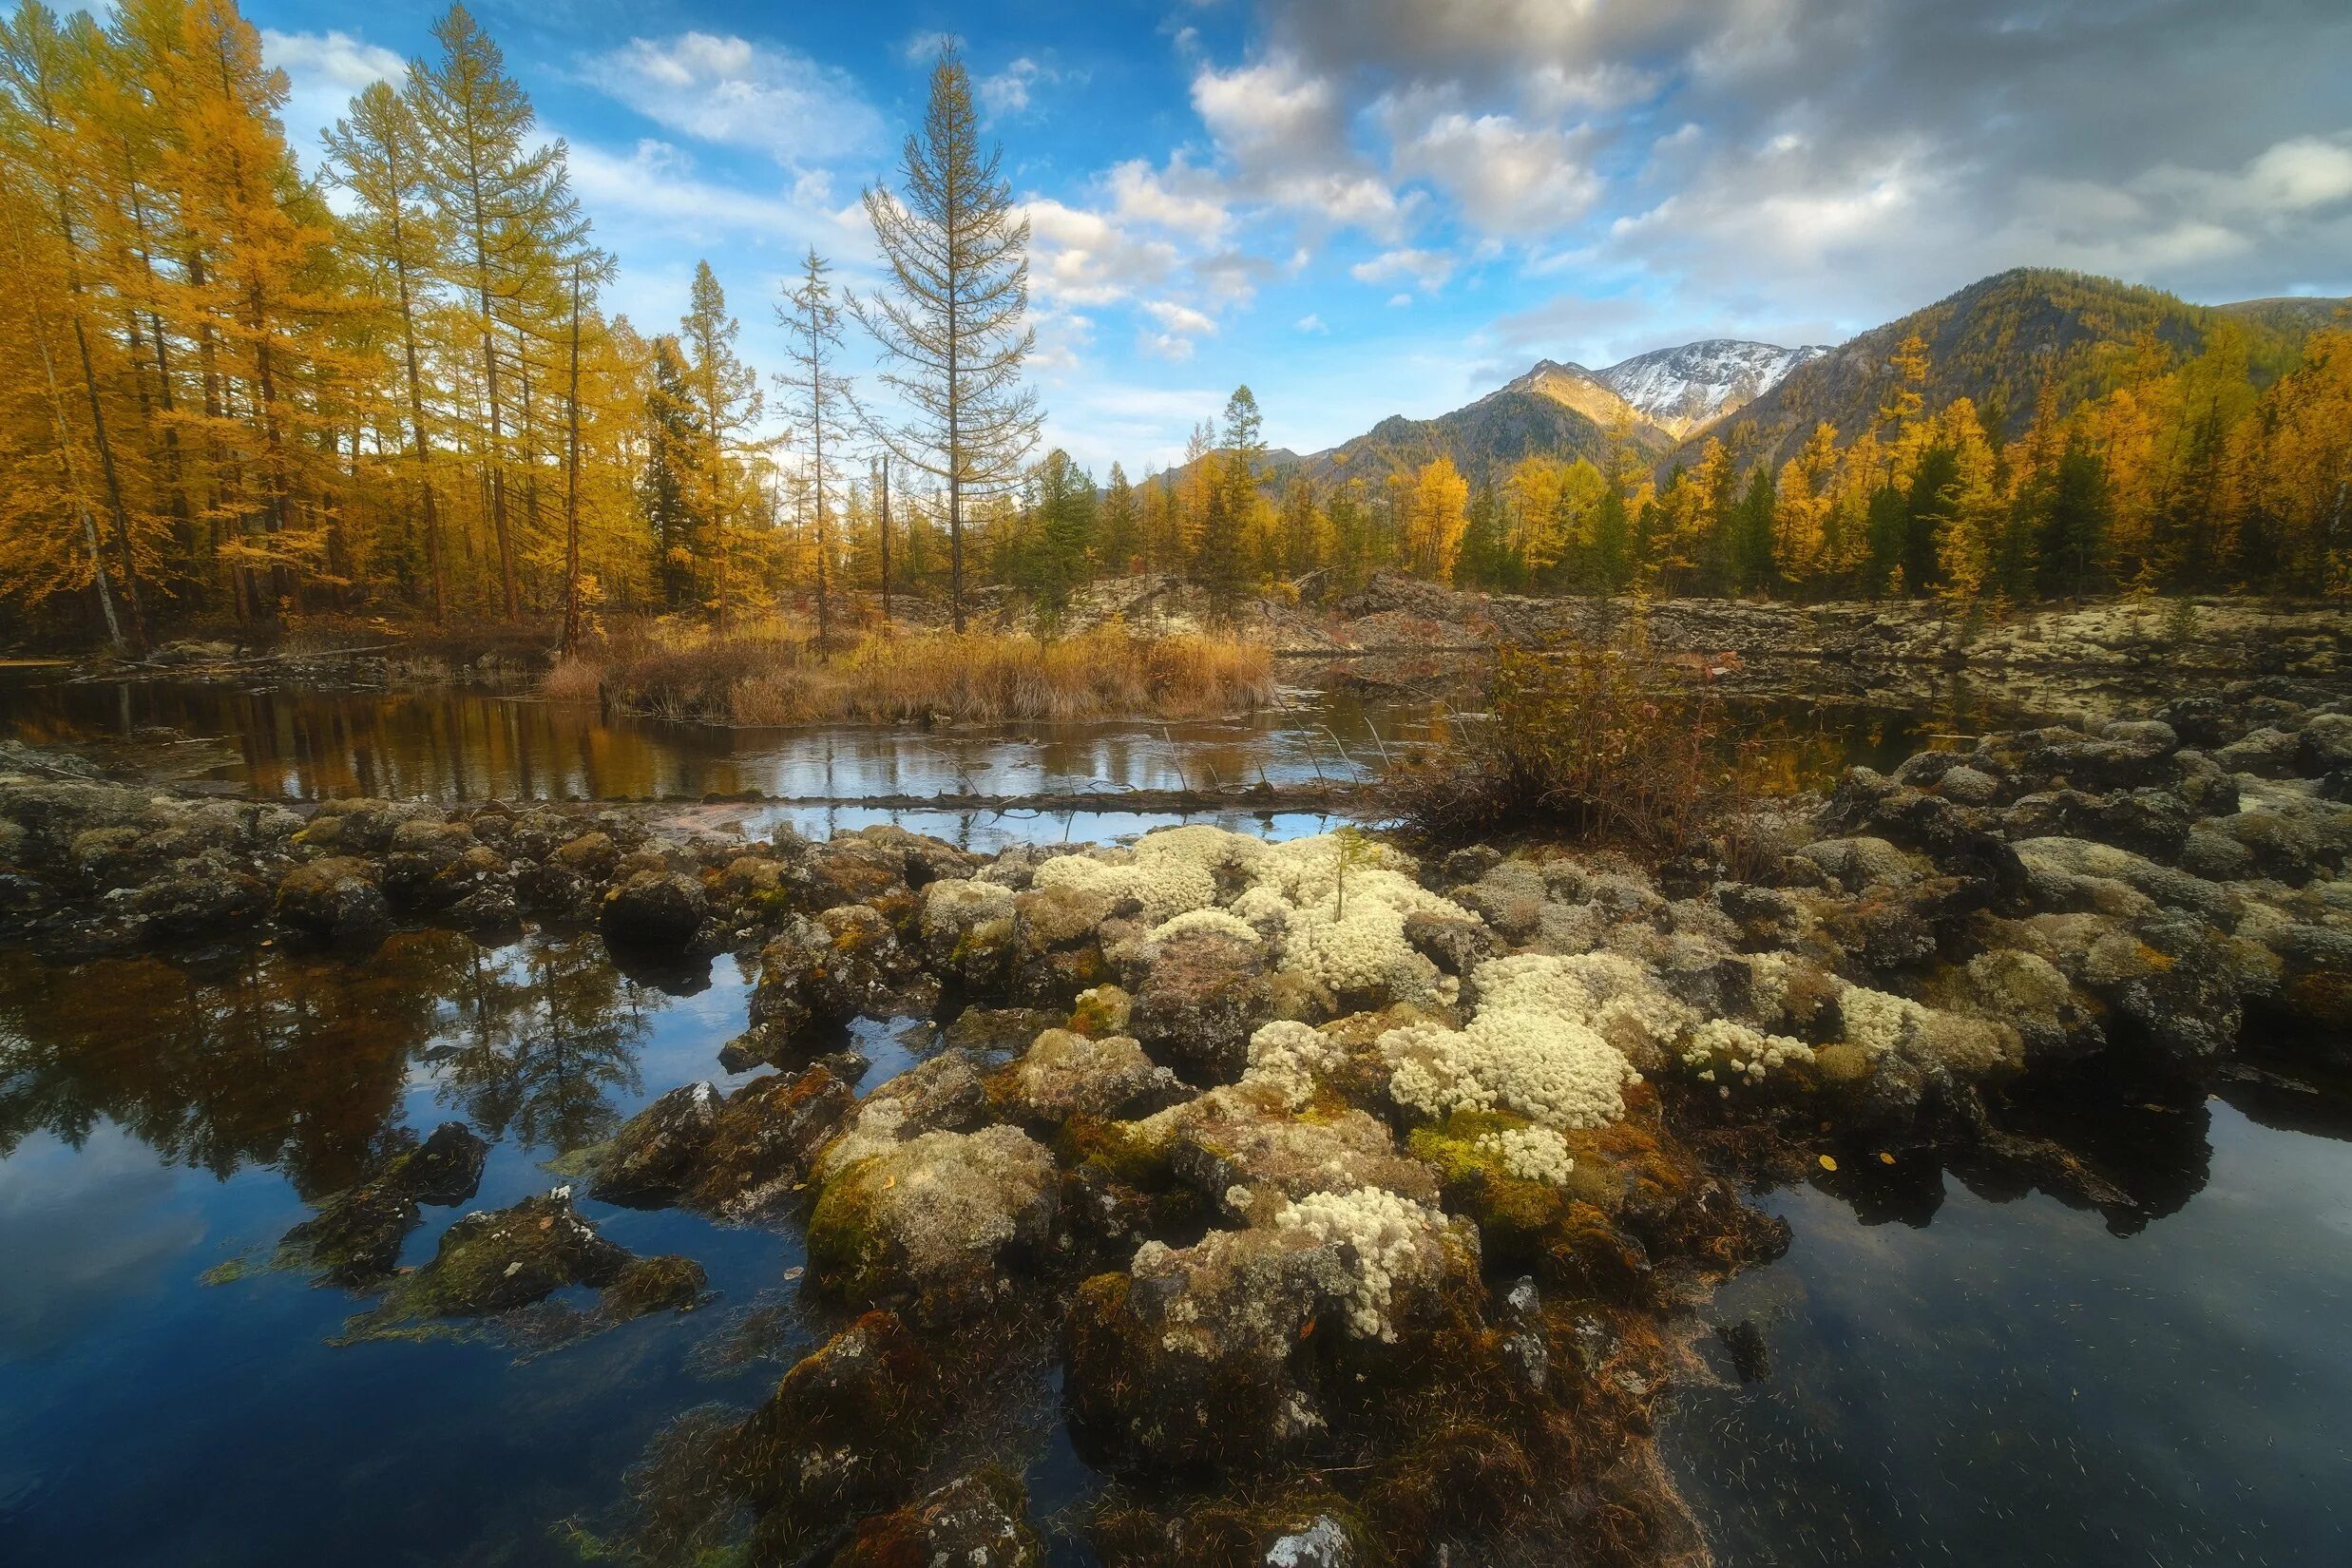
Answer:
0;932;477;1197
433;934;649;1154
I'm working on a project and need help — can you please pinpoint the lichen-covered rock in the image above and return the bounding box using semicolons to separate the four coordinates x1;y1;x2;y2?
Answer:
597;1253;708;1321
133;858;270;941
599;869;708;951
990;1029;1185;1128
832;1469;1044;1568
277;1179;421;1287
807;1125;1060;1324
1008;883;1120;1002
2014;836;2231;923
920;877;1017;988
1402;910;1494;976
1066;1191;1478;1469
815;1051;994;1183
275;856;391;950
746;906;899;1043
1795;836;1920;892
1129;927;1272;1082
1139;1085;1438;1224
1068;983;1134;1038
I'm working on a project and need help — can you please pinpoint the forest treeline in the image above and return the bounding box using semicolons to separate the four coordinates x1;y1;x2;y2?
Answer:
3;0;2346;660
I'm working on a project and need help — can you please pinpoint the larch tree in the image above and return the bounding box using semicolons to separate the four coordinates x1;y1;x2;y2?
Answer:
409;1;583;619
679;260;760;628
777;247;851;643
326;80;449;620
849;45;1040;632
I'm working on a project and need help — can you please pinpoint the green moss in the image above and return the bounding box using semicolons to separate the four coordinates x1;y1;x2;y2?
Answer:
1057;1115;1176;1190
1408;1110;1572;1258
199;1255;256;1287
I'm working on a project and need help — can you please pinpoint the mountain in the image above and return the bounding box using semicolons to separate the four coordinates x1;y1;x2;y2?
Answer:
1279;337;1823;489
1590;340;1830;437
1664;268;2345;477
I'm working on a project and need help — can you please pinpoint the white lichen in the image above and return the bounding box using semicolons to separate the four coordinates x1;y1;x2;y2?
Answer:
1273;1185;1446;1342
1474;1125;1576;1184
1240;1019;1346;1110
1680;1017;1815;1085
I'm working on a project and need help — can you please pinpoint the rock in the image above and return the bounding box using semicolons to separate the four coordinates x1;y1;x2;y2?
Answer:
584;1082;724;1206
384;1121;489;1207
1458;859;1548;941
807;1125;1060;1325
2013;837;2231;923
1129;927;1273;1082
1946;949;2101;1061
2213;727;2302;777
1263;1515;1358;1568
134;859;269;941
684;1065;856;1217
730;1312;940;1543
990;1029;1186;1128
275;856;391;950
2177;829;2256;882
550;830;619;878
2218;810;2324;885
832;1470;1043;1568
1008;883;1119;1002
919;877;1017;988
1795;836;1919;892
1068;984;1134;1037
815;1052;997;1183
2301;712;2352;771
599;870;708;952
1141;1085;1438;1224
1935;765;2000;806
277;1180;421;1287
598;1253;708;1320
1403;910;1494;975
355;1189;629;1328
747;908;898;1043
1066;1196;1478;1470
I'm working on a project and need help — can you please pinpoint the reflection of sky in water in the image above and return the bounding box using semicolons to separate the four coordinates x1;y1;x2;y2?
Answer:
1667;1100;2352;1566
0;934;798;1568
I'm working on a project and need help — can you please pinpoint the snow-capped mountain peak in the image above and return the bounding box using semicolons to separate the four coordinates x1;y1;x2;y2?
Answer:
1592;340;1829;436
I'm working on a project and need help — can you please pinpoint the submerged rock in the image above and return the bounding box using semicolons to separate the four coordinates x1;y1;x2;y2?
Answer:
344;1189;632;1336
832;1469;1044;1568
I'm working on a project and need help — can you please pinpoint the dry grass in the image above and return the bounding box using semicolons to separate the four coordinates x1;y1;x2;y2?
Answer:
548;618;1274;726
1389;620;1750;856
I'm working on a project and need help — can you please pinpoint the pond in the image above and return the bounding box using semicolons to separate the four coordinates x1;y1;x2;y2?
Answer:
6;673;2341;1565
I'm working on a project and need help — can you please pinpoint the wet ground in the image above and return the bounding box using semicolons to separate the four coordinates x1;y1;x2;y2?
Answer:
5;673;2345;1565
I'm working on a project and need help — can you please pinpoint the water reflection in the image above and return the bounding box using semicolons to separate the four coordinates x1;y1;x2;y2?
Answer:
0;669;2015;810
1671;1074;2352;1567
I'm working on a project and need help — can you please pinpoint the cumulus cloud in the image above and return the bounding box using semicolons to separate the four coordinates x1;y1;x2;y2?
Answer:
585;32;885;166
1296;314;1329;333
262;29;404;164
1351;247;1455;292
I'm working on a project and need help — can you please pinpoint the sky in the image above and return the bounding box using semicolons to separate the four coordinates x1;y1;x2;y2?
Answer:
233;0;2352;474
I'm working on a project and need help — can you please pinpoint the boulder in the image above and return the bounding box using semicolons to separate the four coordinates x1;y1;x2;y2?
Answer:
807;1125;1060;1324
1007;883;1120;1002
1129;927;1273;1082
729;1312;940;1538
989;1029;1185;1129
584;1082;724;1206
599;870;708;952
684;1065;856;1217
274;856;391;950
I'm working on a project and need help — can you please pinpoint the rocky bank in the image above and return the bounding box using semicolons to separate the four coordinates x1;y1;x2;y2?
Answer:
6;679;2352;1564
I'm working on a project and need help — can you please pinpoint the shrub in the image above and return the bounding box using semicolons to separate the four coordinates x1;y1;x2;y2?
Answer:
545;618;1273;725
1387;617;1744;855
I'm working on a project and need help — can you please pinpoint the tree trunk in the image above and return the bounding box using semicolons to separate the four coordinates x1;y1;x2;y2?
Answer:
562;263;584;656
877;456;893;631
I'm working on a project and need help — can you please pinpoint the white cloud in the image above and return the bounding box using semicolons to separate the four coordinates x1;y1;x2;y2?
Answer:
585;33;885;166
1108;156;1233;238
1145;299;1217;335
1296;313;1329;333
1386;292;1412;308
262;29;405;166
980;57;1067;118
898;30;961;66
1024;197;1181;306
1385;100;1602;235
1351;247;1455;291
262;29;403;89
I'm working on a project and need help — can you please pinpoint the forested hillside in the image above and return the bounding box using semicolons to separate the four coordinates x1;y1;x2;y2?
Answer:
1;0;2346;655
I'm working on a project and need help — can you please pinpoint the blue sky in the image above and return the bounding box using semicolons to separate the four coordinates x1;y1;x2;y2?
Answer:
244;0;2352;474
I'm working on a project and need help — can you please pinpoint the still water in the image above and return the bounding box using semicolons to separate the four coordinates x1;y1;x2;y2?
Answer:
6;677;2336;1565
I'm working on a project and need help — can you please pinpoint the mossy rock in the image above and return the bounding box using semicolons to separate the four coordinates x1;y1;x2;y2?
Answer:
832;1467;1042;1568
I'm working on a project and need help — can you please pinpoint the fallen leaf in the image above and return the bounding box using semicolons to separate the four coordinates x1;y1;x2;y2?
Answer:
1818;1155;1838;1172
